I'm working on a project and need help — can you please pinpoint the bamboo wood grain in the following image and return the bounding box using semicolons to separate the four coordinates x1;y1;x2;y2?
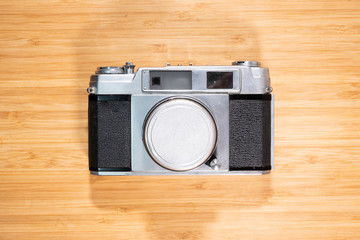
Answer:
0;0;360;239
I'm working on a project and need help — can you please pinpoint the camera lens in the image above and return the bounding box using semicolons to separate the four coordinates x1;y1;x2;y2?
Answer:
143;98;217;171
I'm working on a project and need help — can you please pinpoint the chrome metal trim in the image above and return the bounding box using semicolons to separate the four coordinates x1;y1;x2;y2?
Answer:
233;61;260;67
131;94;229;173
89;64;270;95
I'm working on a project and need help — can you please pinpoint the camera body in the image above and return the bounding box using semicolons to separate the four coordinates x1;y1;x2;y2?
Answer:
88;61;274;175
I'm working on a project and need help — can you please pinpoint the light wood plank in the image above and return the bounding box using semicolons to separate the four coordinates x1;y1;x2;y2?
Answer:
0;0;359;239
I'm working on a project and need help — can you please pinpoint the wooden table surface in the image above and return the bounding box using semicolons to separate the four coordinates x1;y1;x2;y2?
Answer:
1;0;360;239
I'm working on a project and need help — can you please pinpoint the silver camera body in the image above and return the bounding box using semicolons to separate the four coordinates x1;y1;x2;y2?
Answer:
88;61;274;175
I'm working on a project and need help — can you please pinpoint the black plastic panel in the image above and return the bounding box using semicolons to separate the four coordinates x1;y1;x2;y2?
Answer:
88;95;131;171
229;94;272;170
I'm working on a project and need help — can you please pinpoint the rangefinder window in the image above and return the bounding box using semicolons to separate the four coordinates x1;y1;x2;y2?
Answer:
151;77;161;86
149;71;192;90
207;72;233;89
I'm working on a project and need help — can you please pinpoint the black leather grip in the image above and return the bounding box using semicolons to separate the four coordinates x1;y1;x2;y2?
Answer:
229;95;272;170
88;95;131;171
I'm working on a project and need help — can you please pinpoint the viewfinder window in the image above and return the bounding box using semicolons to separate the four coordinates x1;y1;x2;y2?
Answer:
207;72;233;89
149;71;192;90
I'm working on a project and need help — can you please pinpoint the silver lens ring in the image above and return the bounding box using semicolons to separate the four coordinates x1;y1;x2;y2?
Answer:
143;97;217;171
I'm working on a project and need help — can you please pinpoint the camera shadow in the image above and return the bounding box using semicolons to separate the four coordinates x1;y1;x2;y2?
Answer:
89;174;273;239
74;2;272;238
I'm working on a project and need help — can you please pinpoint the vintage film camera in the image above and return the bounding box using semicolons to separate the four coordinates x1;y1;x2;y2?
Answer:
88;61;274;175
